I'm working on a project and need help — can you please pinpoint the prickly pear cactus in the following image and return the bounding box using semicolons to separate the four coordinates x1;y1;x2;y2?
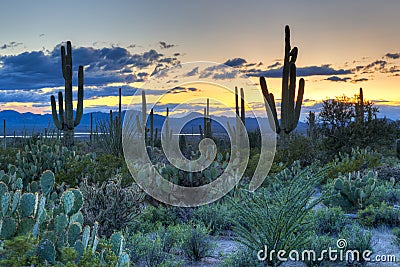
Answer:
334;171;377;209
37;239;56;264
62;190;75;215
40;170;55;196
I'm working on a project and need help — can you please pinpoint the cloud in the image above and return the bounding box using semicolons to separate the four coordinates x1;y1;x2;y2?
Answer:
326;76;351;82
352;78;369;82
362;60;387;73
224;58;247;67
385;52;400;59
186;67;199;76
159;41;175;49
0;41;23;50
167;86;200;94
246;64;352;78
267;61;281;69
0;43;181;90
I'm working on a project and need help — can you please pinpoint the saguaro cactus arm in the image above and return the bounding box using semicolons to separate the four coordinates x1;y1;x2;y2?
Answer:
260;77;280;134
74;66;84;126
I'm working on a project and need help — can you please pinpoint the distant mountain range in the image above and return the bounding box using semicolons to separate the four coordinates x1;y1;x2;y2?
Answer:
0;110;308;136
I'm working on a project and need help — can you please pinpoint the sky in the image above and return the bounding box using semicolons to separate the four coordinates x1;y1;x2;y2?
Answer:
0;0;399;121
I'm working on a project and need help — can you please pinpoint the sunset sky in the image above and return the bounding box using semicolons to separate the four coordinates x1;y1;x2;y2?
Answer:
0;0;399;120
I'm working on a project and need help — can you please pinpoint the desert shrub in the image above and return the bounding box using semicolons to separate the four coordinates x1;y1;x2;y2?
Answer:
357;202;400;227
0;235;38;266
370;183;400;205
312;207;350;236
302;234;337;267
392;227;400;247
0;148;17;172
339;223;373;265
127;225;183;267
180;223;215;262
57;153;134;186
192;203;234;235
80;175;145;237
375;163;400;185
231;165;327;267
220;247;263;267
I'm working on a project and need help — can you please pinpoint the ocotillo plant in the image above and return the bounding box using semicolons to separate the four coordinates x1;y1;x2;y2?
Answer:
50;41;84;147
260;25;305;135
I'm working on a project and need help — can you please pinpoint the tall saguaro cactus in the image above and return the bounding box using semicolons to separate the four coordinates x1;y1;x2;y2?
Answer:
50;41;84;147
260;25;305;135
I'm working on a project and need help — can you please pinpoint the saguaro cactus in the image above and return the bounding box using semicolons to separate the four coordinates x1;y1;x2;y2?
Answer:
306;111;316;138
50;41;84;147
260;25;305;134
203;99;212;138
355;87;364;124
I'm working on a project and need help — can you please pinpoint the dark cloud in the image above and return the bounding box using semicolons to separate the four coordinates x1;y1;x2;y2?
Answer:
362;60;387;73
224;58;247;67
0;43;181;90
385;52;400;59
267;62;281;69
0;41;23;50
159;41;175;49
186;67;199;76
246;64;352;78
326;76;351;82
352;78;368;82
167;86;200;94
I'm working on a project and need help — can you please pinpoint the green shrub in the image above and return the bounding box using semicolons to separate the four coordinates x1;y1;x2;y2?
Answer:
302;234;337;267
339;223;373;265
313;207;350;236
0;235;38;267
392;227;400;247
127;225;183;267
371;183;400;205
192;203;234;235
357;202;400;227
180;223;215;262
130;206;182;234
219;247;263;267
